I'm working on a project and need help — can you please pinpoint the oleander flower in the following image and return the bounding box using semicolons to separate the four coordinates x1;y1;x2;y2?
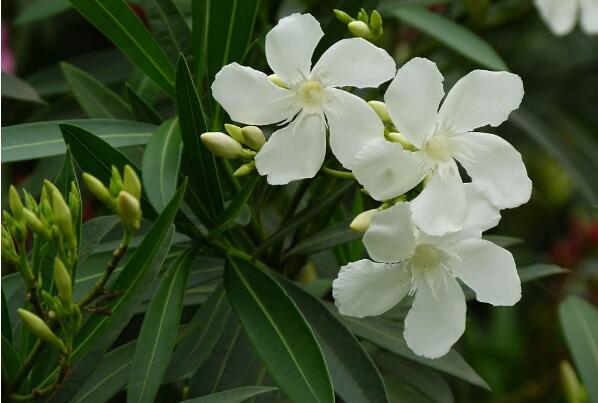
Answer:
352;57;531;236
534;0;598;36
332;191;520;359
212;13;396;185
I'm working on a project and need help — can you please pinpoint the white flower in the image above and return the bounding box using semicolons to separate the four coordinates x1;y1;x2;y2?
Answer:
211;13;396;185
332;191;520;359
352;57;531;236
534;0;598;36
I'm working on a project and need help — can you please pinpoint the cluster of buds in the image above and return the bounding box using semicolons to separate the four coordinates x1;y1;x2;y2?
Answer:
83;165;142;234
334;8;384;43
201;124;266;177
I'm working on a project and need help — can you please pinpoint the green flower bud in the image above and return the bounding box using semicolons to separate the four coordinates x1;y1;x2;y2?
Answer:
52;191;73;241
43;180;60;200
54;257;72;307
350;209;378;233
348;21;371;39
368;101;390;122
233;161;256;177
370;10;383;36
201;132;255;160
1;225;18;263
23;208;51;239
18;308;66;353
109;166;124;197
23;191;39;212
9;186;24;220
241;126;266;151
224;123;247;144
333;9;355;24
357;8;369;23
83;172;114;208
117;191;142;233
123;165;142;200
68;182;81;219
267;74;289;89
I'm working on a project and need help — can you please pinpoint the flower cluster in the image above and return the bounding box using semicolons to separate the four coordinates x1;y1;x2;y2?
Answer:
534;0;598;36
209;13;532;358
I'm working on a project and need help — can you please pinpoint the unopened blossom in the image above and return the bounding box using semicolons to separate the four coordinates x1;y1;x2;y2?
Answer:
534;0;598;36
212;13;396;185
353;57;531;236
333;190;520;359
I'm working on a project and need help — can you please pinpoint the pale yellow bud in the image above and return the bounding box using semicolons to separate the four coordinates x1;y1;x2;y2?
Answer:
83;173;113;208
54;257;72;306
268;74;289;89
233;161;256;177
18;309;66;353
201;132;254;160
368;101;390;122
117;191;142;233
386;132;413;149
43;180;60;199
224;123;246;144
350;209;378;233
123;165;142;200
241;126;266;151
333;9;355;24
348;21;371;39
52;191;73;240
23;208;50;239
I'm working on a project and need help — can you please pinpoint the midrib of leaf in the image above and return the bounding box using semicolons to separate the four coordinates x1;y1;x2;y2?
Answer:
212;325;242;393
159;119;177;206
72;361;130;403
94;0;174;87
3;133;151;151
66;131;113;173
232;264;322;403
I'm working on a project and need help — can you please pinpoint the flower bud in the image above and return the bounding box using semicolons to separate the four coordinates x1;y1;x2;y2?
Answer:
52;191;73;241
370;10;383;36
23;191;39;211
348;21;371;39
109;166;124;197
43;180;60;199
9;186;24;220
224;123;246;144
350;209;378;233
386;131;413;149
357;8;369;23
268;74;289;89
242;126;266;151
18;308;66;353
54;257;72;306
83;173;113;208
23;208;50;239
1;225;18;263
201;132;255;160
123;165;142;200
69;182;81;218
117;191;142;233
368;101;390;122
333;9;355;24
233;161;256;177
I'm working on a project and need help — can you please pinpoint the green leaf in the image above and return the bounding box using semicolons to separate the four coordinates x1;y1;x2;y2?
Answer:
182;386;278;403
210;177;261;237
166;285;231;381
128;248;195;403
518;264;569;283
142;117;183;212
285;220;362;258
225;256;334;403
125;83;163;124
1;289;11;344
2;119;155;163
559;296;598;403
61;62;133;119
44;182;185;402
176;55;224;225
71;341;135;403
483;235;522;248
67;0;176;95
337;314;489;389
14;0;70;25
1;335;21;383
381;5;508;70
278;277;390;403
138;0;192;64
78;216;120;265
1;72;45;104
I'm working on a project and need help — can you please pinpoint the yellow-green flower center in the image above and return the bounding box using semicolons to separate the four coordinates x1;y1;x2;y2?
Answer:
425;134;454;162
297;80;324;108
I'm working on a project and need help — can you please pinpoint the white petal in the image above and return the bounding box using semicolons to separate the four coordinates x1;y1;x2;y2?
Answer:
580;0;598;34
411;173;467;236
255;114;325;185
325;88;385;169
450;238;521;306
438;70;524;133
311;38;396;88
534;0;579;36
457;132;532;209
212;63;298;125
384;57;444;148
363;203;416;263
333;260;412;318
266;13;323;84
463;183;501;233
353;140;429;201
404;271;466;359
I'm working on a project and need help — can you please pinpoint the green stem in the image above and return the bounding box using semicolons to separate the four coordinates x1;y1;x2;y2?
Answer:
321;166;355;180
9;382;57;402
16;238;44;319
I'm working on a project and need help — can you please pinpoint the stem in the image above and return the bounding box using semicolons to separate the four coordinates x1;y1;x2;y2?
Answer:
321;166;355;180
6;340;45;394
16;238;44;319
9;383;57;402
76;232;131;309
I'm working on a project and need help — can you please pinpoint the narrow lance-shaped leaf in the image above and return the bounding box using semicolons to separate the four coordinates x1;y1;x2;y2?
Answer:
61;62;133;119
210;176;261;237
14;0;70;26
1;335;21;383
181;386;278;403
142;117;183;212
128;247;195;403
1;72;45;104
66;0;176;95
125;83;163;124
225;256;334;403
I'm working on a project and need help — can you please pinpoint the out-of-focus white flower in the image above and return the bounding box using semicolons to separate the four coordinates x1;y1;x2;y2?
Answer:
332;193;520;359
352;57;531;236
534;0;598;36
212;13;396;185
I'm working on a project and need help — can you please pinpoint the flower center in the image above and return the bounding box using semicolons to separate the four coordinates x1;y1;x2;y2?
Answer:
424;134;455;162
411;244;441;272
297;80;324;108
